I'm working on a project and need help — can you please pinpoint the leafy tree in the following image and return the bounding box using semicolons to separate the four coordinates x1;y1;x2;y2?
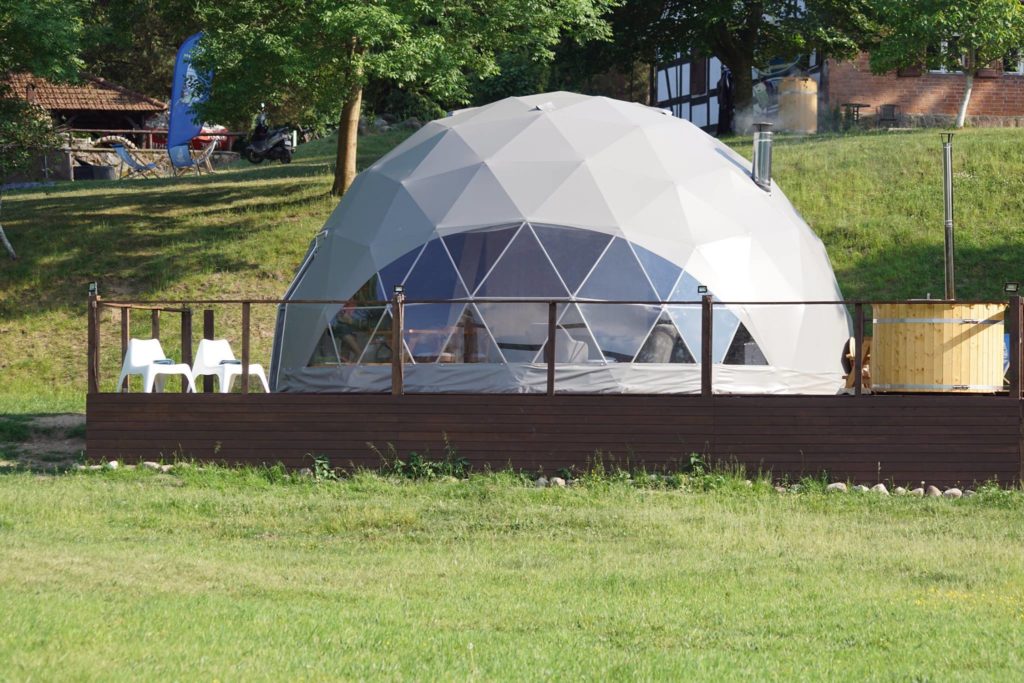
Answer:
869;0;1024;128
191;0;615;196
81;0;201;98
0;0;85;259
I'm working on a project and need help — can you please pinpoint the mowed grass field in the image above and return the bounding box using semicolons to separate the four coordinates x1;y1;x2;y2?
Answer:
1;468;1022;681
2;127;1024;414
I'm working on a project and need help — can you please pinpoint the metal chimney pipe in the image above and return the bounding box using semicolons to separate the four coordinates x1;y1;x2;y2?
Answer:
751;122;773;192
941;133;955;299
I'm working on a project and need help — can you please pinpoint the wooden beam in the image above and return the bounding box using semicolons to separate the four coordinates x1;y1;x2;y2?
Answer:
854;302;864;396
120;307;130;392
150;309;160;339
701;295;713;398
391;292;405;396
546;302;556;396
203;309;215;393
180;308;193;393
1009;296;1021;399
87;294;99;394
241;302;251;394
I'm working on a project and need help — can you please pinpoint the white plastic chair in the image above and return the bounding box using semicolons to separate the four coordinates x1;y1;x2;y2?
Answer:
192;338;270;393
116;338;197;393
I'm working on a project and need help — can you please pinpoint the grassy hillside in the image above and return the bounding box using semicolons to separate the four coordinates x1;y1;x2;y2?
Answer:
2;127;1023;413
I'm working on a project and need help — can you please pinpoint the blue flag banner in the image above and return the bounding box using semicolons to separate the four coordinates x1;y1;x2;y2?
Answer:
168;32;208;162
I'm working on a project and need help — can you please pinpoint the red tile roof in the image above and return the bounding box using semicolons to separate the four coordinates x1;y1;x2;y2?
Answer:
6;73;167;112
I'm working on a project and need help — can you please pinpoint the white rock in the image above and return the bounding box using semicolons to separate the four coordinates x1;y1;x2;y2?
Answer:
87;464;103;471
159;464;174;473
893;486;907;495
963;489;976;498
535;477;548;488
853;484;869;493
141;461;161;471
296;467;313;478
943;488;962;499
106;460;119;470
743;479;753;487
910;487;924;497
826;482;847;493
926;485;942;498
774;486;787;493
550;477;566;487
871;483;889;496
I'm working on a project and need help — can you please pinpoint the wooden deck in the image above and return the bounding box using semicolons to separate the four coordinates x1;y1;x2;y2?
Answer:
86;393;1024;487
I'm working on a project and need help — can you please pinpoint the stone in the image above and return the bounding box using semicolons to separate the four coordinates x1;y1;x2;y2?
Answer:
372;116;388;129
871;483;889;496
743;479;753;487
87;464;103;471
963;489;976;498
550;477;566;487
826;482;847;493
141;461;161;471
159;464;174;473
853;484;869;493
926;485;942;498
893;486;907;495
774;485;787;493
943;488;963;499
535;477;548;488
106;460;119;470
910;487;924;497
296;467;314;478
400;117;423;130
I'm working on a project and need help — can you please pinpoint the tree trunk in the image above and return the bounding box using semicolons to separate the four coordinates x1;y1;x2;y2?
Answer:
331;82;363;197
955;72;974;129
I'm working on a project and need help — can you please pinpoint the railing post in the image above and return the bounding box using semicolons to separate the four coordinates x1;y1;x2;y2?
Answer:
701;295;713;398
546;301;556;396
87;290;100;394
854;302;864;396
203;309;215;392
241;302;251;394
391;290;405;396
1009;295;1021;399
150;309;160;339
120;307;130;392
180;308;193;394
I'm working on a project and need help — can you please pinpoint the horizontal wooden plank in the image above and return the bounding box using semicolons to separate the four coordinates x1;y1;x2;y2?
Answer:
86;393;1023;485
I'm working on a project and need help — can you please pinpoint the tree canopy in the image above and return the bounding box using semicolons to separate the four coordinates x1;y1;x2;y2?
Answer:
191;0;615;195
869;0;1024;127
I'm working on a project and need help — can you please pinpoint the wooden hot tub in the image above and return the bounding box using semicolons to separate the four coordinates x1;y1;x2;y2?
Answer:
872;302;1006;393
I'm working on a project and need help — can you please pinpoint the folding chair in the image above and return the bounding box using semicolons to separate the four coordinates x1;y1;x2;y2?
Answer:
168;140;218;177
112;144;162;179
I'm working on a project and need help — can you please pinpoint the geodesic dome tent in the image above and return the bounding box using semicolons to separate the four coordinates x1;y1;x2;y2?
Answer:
270;92;851;394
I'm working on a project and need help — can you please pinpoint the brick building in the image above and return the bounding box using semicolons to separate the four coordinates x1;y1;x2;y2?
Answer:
826;52;1024;127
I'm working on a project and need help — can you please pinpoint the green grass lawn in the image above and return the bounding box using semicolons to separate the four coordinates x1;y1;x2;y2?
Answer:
2;127;1024;414
0;468;1022;680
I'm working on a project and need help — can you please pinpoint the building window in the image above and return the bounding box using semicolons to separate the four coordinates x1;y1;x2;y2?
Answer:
1004;49;1024;74
690;57;708;96
927;40;966;74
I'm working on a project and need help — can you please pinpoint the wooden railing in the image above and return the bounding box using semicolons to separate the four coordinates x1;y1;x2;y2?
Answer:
87;291;1024;399
63;128;247;149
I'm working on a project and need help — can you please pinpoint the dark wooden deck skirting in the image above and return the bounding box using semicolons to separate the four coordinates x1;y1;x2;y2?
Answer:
86;393;1024;487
